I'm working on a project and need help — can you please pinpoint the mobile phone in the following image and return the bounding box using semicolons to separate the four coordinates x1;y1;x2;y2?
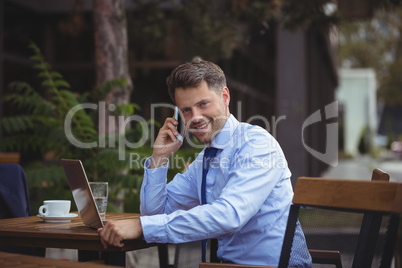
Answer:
174;107;185;142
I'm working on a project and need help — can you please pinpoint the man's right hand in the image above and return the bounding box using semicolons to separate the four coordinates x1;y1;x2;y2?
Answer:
149;117;184;169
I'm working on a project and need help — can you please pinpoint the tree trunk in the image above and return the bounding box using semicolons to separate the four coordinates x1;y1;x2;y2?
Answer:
93;0;133;136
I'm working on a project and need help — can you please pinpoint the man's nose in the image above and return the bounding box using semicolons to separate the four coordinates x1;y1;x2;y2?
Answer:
190;109;203;123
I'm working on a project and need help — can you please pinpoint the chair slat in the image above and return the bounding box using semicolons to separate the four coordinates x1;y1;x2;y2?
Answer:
293;177;402;214
372;168;390;181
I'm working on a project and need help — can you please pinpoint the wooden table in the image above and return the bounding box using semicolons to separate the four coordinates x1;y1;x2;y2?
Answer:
0;212;158;266
0;251;121;268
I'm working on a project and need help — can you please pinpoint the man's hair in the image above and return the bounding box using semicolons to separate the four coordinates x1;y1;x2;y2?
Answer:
166;59;227;103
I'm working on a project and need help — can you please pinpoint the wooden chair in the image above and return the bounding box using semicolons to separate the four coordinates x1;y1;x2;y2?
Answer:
0;164;45;257
278;177;402;268
307;168;391;267
0;152;20;164
199;170;402;268
371;168;390;181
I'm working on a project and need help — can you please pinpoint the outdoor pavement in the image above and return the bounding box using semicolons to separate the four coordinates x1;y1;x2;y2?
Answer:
322;151;402;182
46;151;402;267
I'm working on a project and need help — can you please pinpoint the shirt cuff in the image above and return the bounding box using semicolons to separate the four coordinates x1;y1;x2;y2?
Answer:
140;214;168;243
144;157;169;184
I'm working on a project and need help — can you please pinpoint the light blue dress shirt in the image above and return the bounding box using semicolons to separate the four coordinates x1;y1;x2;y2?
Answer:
140;114;312;267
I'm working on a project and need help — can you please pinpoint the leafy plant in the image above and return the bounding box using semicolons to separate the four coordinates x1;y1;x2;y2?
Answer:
0;42;154;214
281;0;340;33
338;8;402;106
1;42;201;215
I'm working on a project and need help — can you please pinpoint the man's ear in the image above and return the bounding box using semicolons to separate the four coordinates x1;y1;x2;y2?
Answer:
222;87;230;107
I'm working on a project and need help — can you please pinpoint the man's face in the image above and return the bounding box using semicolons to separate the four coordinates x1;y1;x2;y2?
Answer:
175;81;230;146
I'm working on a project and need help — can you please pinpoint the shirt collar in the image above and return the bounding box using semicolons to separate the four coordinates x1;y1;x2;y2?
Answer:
209;114;239;150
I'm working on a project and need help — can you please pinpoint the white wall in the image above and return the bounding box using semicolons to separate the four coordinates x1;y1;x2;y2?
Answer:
337;68;377;156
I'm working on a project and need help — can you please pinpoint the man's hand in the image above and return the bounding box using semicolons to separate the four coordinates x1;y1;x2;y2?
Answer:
150;117;184;169
97;218;143;249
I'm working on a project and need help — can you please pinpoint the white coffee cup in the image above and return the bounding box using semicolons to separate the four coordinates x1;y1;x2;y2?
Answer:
38;200;71;217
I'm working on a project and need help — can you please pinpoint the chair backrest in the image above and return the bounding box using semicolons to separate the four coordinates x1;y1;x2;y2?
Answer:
0;153;20;164
372;168;390;182
0;164;31;219
279;177;402;268
354;168;390;267
0;164;45;257
174;241;204;268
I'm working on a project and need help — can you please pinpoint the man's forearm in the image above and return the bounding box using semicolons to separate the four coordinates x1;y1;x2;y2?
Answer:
140;157;169;215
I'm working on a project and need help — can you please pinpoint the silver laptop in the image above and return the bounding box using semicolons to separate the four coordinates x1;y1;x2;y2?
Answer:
61;159;104;229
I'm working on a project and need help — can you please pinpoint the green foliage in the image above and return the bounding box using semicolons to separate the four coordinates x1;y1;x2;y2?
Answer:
95;77;127;100
128;0;284;62
114;103;142;116
0;42;158;214
2;44;96;156
127;0;341;62
1;42;200;214
281;0;340;33
338;10;397;77
177;0;286;60
178;0;243;60
128;0;172;57
338;8;402;106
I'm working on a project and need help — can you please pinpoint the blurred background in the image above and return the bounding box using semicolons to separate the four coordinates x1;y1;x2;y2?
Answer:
1;0;402;211
1;0;402;266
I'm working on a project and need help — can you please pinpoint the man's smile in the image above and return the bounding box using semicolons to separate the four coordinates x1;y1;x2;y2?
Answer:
191;120;210;130
189;120;211;137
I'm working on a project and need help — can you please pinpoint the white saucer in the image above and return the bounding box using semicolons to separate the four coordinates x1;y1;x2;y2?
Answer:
37;213;78;223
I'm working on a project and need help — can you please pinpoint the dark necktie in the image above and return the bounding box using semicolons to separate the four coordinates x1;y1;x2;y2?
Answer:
201;147;218;262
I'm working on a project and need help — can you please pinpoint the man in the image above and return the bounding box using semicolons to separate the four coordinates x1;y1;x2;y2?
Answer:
98;60;312;266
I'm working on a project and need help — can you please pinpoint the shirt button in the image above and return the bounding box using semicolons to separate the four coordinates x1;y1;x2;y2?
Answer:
207;189;211;193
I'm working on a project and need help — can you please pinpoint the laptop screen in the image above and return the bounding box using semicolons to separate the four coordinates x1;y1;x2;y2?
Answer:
61;159;104;229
